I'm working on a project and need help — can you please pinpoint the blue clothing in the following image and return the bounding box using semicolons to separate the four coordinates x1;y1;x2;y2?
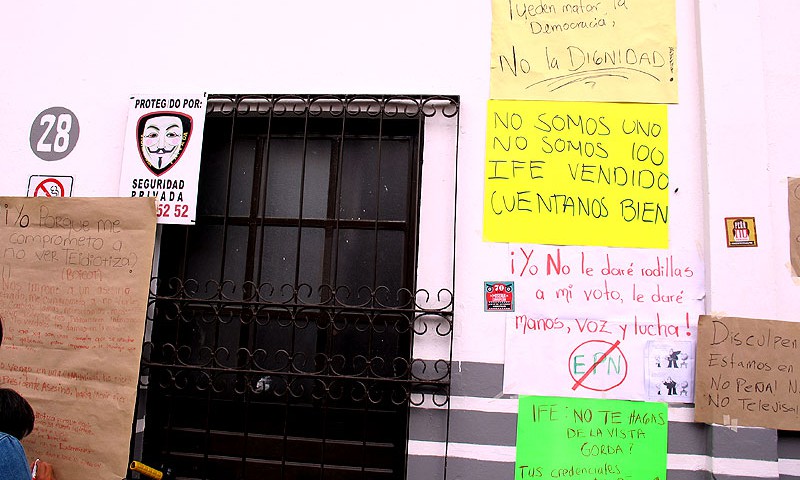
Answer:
0;432;31;480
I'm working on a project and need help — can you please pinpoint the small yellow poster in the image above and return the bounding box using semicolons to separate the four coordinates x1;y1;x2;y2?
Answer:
490;0;677;103
484;100;668;248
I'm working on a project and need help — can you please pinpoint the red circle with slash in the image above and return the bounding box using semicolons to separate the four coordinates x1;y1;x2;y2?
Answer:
569;339;628;392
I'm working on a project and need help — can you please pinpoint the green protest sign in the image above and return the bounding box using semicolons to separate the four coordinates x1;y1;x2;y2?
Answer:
515;396;667;480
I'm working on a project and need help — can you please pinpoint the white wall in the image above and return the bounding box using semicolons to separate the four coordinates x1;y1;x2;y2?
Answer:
0;0;713;366
455;0;707;364
699;0;800;322
7;0;800;477
0;0;491;195
11;0;800;380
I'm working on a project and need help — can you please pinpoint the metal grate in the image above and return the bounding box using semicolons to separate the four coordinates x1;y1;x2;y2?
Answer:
132;95;458;480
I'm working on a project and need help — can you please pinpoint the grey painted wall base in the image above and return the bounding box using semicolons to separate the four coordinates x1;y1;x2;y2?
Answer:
407;361;798;480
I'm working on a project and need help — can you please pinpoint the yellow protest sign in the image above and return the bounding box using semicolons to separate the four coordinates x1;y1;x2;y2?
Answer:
490;0;677;103
484;100;668;248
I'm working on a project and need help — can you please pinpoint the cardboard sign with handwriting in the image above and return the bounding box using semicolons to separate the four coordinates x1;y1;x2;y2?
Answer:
0;197;157;478
695;315;800;430
788;177;800;276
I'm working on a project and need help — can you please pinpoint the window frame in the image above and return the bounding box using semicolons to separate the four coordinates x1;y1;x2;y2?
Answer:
132;95;458;480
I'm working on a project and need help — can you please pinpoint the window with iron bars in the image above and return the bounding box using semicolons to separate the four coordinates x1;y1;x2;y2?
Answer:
133;95;458;480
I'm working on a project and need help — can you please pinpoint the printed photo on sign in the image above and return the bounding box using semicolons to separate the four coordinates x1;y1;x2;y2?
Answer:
644;340;694;402
137;112;193;176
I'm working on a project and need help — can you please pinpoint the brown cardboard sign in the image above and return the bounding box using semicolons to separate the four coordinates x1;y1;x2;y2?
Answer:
788;178;800;275
694;315;800;430
724;217;757;247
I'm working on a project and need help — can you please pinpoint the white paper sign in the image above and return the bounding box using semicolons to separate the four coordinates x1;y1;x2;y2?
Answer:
118;94;207;224
502;245;704;401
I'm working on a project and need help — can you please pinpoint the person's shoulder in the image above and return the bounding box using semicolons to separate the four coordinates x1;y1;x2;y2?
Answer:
0;431;23;446
0;431;27;459
0;431;31;480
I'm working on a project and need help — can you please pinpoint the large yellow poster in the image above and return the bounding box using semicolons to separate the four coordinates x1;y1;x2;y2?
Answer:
490;0;677;103
484;100;668;248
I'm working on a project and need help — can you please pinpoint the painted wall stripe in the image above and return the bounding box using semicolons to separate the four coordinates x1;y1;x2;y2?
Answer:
411;408;711;452
409;408;448;443
409;440;513;461
669;405;696;423
416;395;698;421
405;361;793;480
408;442;781;477
779;458;800;476
412;395;518;413
668;422;707;455
668;454;779;477
407;455;513;480
780;435;800;461
410;409;776;462
450;362;506;397
707;426;777;460
449;395;519;413
423;397;695;419
447;410;517;446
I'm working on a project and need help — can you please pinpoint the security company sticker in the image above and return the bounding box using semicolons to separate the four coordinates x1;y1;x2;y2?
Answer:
485;281;514;312
118;94;207;224
725;217;757;247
